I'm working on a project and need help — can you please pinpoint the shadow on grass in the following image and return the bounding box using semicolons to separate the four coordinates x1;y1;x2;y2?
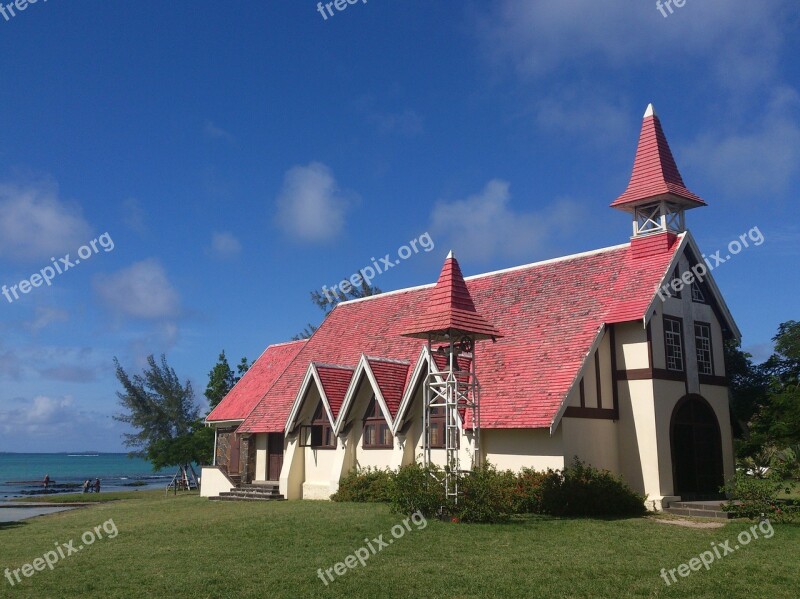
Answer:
0;520;27;531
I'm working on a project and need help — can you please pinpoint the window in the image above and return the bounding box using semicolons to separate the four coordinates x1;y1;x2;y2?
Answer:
428;406;445;449
363;398;392;449
695;322;713;375
691;280;706;303
664;317;684;372
300;403;335;449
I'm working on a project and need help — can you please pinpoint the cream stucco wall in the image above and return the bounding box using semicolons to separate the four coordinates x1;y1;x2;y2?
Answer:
562;418;619;473
199;466;234;497
483;428;564;472
253;433;267;482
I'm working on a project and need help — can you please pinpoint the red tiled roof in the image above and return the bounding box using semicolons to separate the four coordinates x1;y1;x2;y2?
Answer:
237;237;683;433
315;365;354;420
611;105;706;209
402;252;501;341
367;357;410;418
205;340;306;422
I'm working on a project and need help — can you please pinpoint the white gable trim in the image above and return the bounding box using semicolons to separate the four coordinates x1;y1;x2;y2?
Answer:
284;363;336;433
549;324;607;434
391;346;431;435
642;231;740;339
333;355;394;435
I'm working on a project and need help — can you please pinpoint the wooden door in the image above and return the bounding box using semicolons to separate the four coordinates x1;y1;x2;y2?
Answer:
267;433;284;481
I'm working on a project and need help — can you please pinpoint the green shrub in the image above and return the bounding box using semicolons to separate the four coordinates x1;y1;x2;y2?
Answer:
514;468;548;514
454;463;517;523
388;462;446;518
723;471;799;522
331;467;393;503
538;459;647;518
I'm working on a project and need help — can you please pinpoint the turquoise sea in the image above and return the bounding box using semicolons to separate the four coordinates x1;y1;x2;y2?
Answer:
0;453;173;500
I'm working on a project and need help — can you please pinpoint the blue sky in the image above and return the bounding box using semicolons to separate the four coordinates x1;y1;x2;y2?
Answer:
0;1;797;452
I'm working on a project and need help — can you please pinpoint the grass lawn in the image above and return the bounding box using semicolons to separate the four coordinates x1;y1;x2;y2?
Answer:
1;492;797;598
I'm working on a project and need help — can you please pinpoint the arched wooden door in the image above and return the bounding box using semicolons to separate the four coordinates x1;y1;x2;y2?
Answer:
670;395;724;499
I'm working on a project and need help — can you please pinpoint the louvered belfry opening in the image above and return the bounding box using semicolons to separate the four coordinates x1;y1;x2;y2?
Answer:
402;251;501;506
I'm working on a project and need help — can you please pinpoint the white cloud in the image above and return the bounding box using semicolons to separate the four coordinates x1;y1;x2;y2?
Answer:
476;1;787;89
94;259;180;319
682;87;800;197
204;120;235;142
275;162;351;242
429;180;577;263
210;231;242;258
369;109;424;137
122;197;147;234
0;181;92;263
25;306;69;333
0;395;74;435
535;87;633;147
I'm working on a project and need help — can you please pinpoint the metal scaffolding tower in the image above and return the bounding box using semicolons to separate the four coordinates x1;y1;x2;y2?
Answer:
422;335;481;504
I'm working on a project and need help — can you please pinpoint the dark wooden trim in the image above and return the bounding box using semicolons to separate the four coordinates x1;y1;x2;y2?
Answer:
694;320;714;376
609;325;619;414
663;315;686;374
699;374;728;386
564;406;617;420
617;367;686;382
579;377;585;408
646;321;653;369
594;348;603;409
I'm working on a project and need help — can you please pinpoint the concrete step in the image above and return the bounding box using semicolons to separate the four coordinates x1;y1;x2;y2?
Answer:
663;501;732;519
209;494;285;502
217;490;284;500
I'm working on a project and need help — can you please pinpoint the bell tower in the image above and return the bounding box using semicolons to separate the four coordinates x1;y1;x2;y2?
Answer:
611;104;706;251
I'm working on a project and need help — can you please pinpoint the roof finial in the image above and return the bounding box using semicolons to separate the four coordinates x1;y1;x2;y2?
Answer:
643;103;656;119
446;250;455;259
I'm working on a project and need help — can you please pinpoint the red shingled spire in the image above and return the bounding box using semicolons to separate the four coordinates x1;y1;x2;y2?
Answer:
611;104;706;210
402;251;502;341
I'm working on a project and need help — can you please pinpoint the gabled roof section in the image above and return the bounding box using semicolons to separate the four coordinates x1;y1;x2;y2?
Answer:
366;357;411;418
402;251;502;341
205;339;306;423
611;104;706;210
284;362;347;432
315;364;355;420
238;238;684;434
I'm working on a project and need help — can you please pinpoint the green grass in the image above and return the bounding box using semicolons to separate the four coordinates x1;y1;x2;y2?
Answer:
12;490;194;504
1;495;797;598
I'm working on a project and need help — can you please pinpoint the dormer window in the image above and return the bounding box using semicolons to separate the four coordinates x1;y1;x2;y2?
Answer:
363;398;392;449
300;402;335;449
691;280;705;303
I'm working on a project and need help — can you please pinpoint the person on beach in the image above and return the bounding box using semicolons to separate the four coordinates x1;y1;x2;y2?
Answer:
94;478;101;493
83;479;91;493
43;474;50;490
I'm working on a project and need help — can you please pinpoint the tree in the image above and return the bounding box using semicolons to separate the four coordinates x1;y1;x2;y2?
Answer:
113;355;201;467
295;272;382;339
205;351;237;410
748;321;800;449
724;339;770;437
237;356;251;379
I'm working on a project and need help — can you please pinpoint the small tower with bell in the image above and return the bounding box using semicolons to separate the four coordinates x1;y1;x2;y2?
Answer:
611;104;706;254
402;251;501;504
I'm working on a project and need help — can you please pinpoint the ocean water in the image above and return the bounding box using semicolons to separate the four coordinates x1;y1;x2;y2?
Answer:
0;453;174;500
